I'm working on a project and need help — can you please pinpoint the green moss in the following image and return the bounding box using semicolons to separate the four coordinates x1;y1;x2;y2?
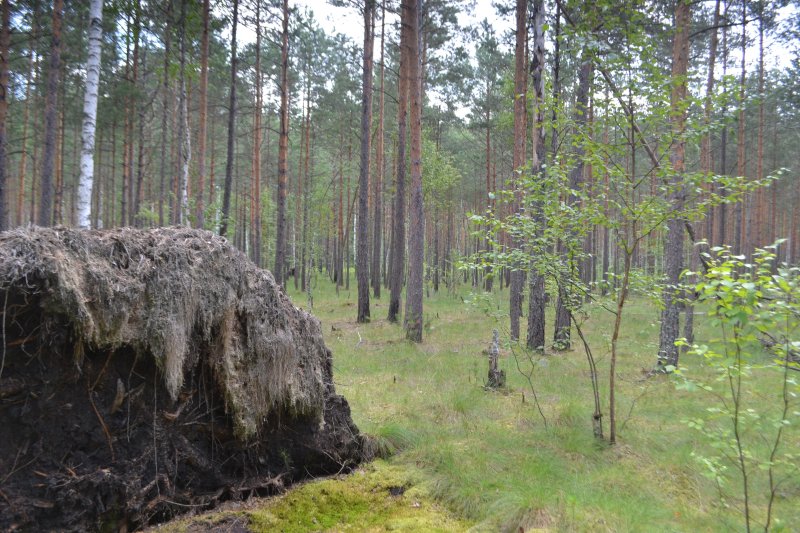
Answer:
245;461;472;532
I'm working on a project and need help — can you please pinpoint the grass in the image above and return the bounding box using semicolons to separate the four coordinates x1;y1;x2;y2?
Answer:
163;274;800;532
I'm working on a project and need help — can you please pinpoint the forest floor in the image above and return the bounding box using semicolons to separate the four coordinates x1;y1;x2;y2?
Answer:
154;275;800;532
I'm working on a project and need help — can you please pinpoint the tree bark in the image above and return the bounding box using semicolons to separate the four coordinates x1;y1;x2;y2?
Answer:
0;0;9;230
553;54;590;351
357;0;375;323
526;0;547;351
509;0;528;342
251;0;262;266
702;0;720;243
757;7;766;246
388;0;410;323
220;0;239;238
16;48;35;227
372;2;386;299
196;0;209;229
38;0;64;227
176;0;190;225
734;0;746;255
717;2;730;247
656;0;690;371
404;0;424;342
274;0;290;285
158;2;172;227
77;0;104;228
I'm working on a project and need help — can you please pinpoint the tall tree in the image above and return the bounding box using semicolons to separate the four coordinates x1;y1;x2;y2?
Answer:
734;0;747;254
526;0;546;352
405;0;424;342
175;0;191;225
553;53;591;351
388;0;410;323
38;0;64;227
656;0;690;371
158;1;173;227
0;0;9;230
220;0;239;238
509;0;528;342
357;0;375;322
251;0;263;266
16;47;34;227
77;0;104;228
702;0;721;242
274;0;290;285
371;2;386;298
196;0;209;228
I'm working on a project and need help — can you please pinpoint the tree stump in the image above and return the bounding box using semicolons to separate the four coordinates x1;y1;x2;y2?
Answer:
487;329;506;389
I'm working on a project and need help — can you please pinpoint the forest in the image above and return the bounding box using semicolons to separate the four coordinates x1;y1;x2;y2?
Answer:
0;0;799;531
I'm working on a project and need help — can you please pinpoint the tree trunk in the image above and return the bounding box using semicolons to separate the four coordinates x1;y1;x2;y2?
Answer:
220;0;238;238
372;2;386;299
77;0;104;228
196;0;209;229
274;0;290;285
16;48;35;226
388;0;410;323
38;0;64;227
702;0;720;244
0;0;9;230
133;47;147;227
717;2;730;247
656;0;690;371
121;9;139;226
300;100;311;291
251;0;262;266
526;0;547;351
509;0;528;342
757;7;765;246
554;54;590;351
357;0;375;323
158;3;172;227
405;0;424;342
176;0;190;225
734;0;746;255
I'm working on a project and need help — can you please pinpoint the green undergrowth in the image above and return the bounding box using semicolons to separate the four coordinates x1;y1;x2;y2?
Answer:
226;275;798;532
276;278;800;531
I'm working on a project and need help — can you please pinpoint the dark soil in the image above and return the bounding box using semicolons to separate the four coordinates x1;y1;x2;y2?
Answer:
0;226;367;532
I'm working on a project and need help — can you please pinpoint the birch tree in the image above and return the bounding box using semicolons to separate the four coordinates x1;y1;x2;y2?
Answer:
77;0;104;228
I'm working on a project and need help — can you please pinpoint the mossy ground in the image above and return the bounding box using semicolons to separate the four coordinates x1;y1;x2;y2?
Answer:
156;274;799;532
150;461;470;532
246;461;472;532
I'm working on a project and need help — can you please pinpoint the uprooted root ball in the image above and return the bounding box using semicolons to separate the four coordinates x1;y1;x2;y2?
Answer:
0;226;367;532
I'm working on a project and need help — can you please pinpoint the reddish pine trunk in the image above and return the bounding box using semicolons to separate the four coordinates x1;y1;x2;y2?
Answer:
656;0;690;371
0;0;9;229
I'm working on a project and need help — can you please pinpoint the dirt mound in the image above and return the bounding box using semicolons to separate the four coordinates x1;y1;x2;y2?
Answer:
0;226;367;532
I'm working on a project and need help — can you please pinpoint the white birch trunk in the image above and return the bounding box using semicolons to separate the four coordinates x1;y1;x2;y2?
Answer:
179;76;190;224
77;0;103;228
